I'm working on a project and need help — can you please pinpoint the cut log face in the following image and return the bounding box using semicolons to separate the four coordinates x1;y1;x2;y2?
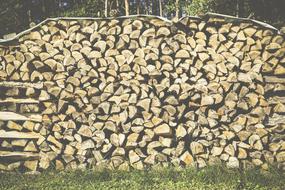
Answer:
154;123;172;136
190;142;204;155
180;151;194;166
0;14;284;172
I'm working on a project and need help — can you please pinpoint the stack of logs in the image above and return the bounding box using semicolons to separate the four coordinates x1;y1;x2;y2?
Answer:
0;14;284;172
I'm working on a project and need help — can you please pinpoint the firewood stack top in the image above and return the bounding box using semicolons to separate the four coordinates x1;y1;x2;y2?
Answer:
0;13;284;172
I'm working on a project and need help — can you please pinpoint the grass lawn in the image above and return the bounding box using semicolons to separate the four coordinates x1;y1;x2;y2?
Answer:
0;165;284;190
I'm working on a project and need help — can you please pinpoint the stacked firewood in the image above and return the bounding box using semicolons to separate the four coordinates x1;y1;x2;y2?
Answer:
0;14;284;172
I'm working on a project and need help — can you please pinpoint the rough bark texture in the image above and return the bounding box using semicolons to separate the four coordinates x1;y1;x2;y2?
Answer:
0;13;284;172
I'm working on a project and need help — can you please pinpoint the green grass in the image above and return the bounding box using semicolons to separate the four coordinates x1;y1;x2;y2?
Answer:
0;165;284;190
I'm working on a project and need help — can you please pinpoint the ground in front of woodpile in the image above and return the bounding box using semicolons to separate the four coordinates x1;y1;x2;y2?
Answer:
0;165;284;190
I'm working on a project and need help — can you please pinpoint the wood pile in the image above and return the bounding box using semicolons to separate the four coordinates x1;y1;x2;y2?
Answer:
0;14;284;172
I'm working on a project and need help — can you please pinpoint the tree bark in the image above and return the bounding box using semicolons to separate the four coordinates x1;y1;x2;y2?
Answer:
125;0;129;16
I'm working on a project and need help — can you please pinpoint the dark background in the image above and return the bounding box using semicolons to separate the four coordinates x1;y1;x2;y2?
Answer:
0;0;284;38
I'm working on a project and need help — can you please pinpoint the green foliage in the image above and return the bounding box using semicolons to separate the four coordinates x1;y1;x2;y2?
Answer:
57;0;105;17
184;0;239;16
0;165;284;190
0;0;27;36
183;0;285;27
164;0;176;13
247;0;285;27
184;0;214;16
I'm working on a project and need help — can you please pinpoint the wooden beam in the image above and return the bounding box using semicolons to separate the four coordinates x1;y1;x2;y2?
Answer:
0;130;41;139
266;114;285;126
0;81;43;89
268;97;285;104
0;151;39;161
0;98;39;104
264;76;285;83
0;112;42;122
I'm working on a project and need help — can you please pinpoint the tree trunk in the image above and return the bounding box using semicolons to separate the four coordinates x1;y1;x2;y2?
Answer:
146;0;149;15
236;0;244;17
239;0;244;17
41;0;46;18
27;9;32;25
175;0;179;19
159;0;163;17
116;0;119;16
151;0;159;15
151;0;155;15
105;0;108;17
236;0;239;17
137;0;140;14
125;0;129;16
